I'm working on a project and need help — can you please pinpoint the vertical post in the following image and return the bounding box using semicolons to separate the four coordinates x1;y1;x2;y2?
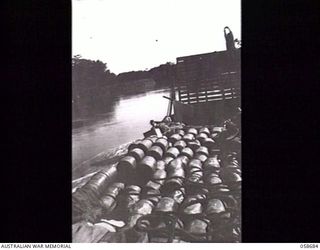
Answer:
168;88;174;116
167;64;176;117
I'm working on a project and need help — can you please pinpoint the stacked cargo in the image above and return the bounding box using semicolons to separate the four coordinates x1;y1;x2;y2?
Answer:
72;123;241;243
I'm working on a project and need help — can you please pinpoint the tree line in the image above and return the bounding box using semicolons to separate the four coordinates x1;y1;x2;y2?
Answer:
72;55;176;120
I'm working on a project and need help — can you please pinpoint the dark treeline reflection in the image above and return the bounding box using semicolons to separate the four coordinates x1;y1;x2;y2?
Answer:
72;55;176;121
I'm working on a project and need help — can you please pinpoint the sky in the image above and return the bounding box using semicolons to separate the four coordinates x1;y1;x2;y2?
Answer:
72;0;241;74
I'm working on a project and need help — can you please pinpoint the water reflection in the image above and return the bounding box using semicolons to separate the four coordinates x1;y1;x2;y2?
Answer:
72;88;170;178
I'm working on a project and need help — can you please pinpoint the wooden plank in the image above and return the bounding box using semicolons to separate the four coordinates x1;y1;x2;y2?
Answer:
175;68;240;105
207;98;224;101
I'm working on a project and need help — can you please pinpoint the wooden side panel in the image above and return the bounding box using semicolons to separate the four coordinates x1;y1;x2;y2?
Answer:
174;49;241;124
175;72;241;104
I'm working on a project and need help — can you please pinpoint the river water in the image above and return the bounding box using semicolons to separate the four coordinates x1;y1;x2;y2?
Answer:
72;88;170;178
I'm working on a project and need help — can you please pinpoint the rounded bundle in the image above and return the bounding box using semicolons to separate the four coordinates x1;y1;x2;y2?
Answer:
117;156;137;180
180;147;194;159
183;133;195;142
128;148;145;162
128;140;142;151
174;140;187;151
184;218;210;240
199;127;210;136
203;156;221;172
154;197;179;213
187;140;201;151
169;134;182;144
117;185;141;216
136;139;153;153
84;166;117;197
186;159;203;187
153;138;169;152
187;159;202;172
155;160;166;170
180;194;206;215
176;155;189;168
204;173;222;186
196;133;208;144
147;146;164;161
176;129;185;137
100;182;125;213
138;156;157;181
165;147;180;158
187;128;198;136
163;156;174;165
127;199;155;228
167;158;184;172
163;159;185;192
194;154;208;163
205;198;226;216
195;146;209;157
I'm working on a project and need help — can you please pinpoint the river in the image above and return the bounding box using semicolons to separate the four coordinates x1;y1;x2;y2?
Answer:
72;88;170;179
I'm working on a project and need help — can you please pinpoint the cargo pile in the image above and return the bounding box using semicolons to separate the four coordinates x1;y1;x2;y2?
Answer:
72;122;241;243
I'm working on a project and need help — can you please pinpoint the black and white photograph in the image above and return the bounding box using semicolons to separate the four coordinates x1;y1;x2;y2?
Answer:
71;0;241;243
4;0;320;246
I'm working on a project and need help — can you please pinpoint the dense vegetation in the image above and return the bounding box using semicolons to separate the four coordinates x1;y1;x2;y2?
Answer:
72;55;176;120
